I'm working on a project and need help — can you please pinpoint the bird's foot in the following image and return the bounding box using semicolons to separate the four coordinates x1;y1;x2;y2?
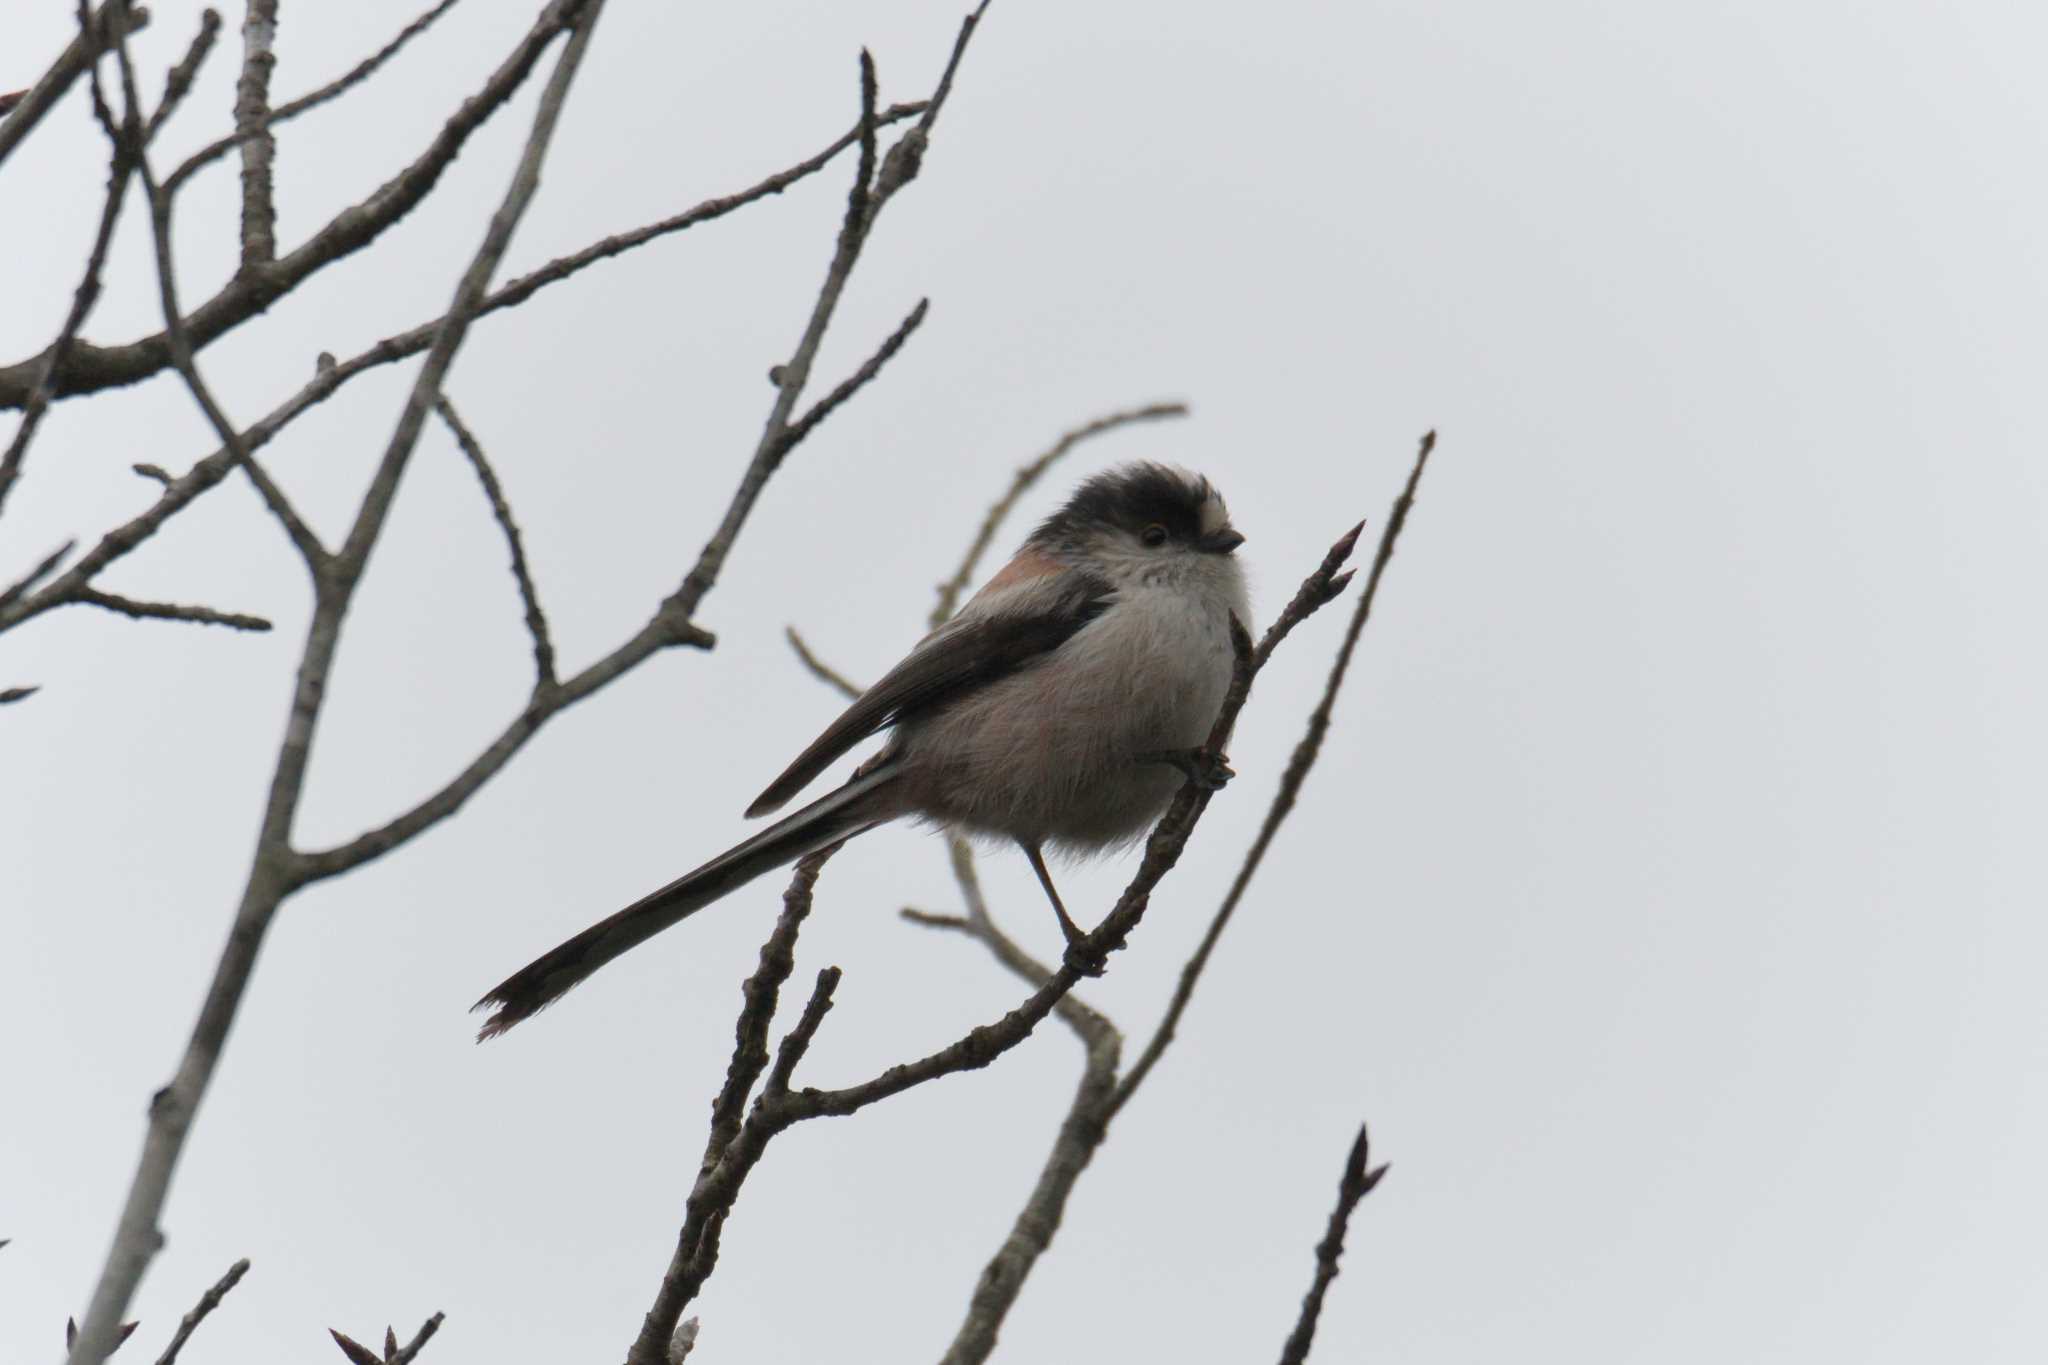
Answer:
1140;746;1235;791
1061;933;1108;978
1050;903;1105;976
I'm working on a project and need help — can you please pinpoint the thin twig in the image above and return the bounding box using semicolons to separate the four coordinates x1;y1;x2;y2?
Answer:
663;50;889;625
0;0;589;408
114;41;329;570
332;0;602;581
632;851;837;1365
1276;1124;1387;1365
935;1017;1119;1365
434;395;554;687
293;605;711;884
76;587;270;631
1252;522;1363;672
61;10;606;1362
0;540;75;613
0;94;138;520
167;0;462;193
391;1311;446;1364
153;1258;249;1365
910;838;1122;1365
145;10;222;141
763;966;841;1097
1112;432;1435;1115
776;297;928;455
627;28;1009;1344
0;2;150;169
328;1310;442;1365
0;685;40;704
329;1329;376;1365
4;3;222;517
782;626;861;700
698;851;835;1176
0;103;915;639
929;401;1189;628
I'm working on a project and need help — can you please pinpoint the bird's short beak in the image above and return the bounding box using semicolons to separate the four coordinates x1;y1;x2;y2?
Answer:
1200;528;1246;555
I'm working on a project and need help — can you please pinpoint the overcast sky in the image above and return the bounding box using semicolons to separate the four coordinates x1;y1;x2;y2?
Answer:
5;2;2045;1362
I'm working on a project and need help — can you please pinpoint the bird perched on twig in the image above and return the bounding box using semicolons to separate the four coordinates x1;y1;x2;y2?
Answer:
475;462;1249;1039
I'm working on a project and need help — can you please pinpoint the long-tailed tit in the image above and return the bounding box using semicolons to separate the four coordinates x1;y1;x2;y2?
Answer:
475;462;1249;1039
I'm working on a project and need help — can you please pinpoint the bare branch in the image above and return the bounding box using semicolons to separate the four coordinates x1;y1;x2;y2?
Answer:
0;104;910;639
900;907;971;931
153;1258;250;1365
167;0;462;194
62;10;608;1361
1276;1124;1387;1365
292;604;711;883
0;0;589;407
0;2;150;169
0;95;138;520
232;0;280;266
1252;522;1362;672
698;851;836;1175
0;539;76;613
911;1;988;139
391;1313;446;1364
929;401;1188;627
329;1330;379;1365
337;3;601;579
782;626;862;700
1113;432;1436;1114
912;838;1122;1365
631;851;838;1365
763;966;840;1098
661;49;904;626
291;62;1029;886
329;1311;441;1365
776;297;928;456
145;9;222;141
936;1019;1118;1365
114;46;329;571
1;684;42;705
434;395;554;687
76;587;271;631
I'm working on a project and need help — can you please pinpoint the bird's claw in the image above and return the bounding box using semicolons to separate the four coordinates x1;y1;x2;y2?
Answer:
1061;936;1108;978
1142;746;1235;791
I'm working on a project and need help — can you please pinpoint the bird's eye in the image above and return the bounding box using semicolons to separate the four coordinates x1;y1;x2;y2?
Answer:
1140;523;1168;547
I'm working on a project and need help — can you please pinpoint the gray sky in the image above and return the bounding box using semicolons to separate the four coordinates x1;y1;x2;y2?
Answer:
5;2;2045;1361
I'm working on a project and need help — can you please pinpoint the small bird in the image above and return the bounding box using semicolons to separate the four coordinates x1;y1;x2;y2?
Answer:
474;462;1250;1038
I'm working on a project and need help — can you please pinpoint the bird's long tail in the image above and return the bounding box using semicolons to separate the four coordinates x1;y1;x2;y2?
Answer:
473;764;900;1040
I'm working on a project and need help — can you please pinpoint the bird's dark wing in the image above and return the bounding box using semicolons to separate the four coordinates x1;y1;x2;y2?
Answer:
745;571;1111;817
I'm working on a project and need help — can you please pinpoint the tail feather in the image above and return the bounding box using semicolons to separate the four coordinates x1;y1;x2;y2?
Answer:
474;765;899;1040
